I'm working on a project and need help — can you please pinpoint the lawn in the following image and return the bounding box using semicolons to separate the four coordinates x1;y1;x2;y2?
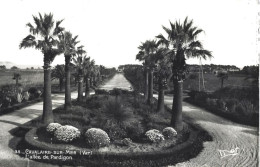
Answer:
0;70;45;87
182;73;254;92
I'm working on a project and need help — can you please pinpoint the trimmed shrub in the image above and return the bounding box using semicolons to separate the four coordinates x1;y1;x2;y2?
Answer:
145;129;165;143
46;123;62;134
54;125;81;143
162;127;177;139
85;128;110;148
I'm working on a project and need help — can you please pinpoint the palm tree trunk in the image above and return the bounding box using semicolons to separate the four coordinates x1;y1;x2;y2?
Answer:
157;76;165;112
42;62;53;125
16;78;19;87
171;79;183;132
144;68;149;101
90;77;93;87
59;79;63;92
147;68;154;105
78;75;83;102
85;77;90;100
65;56;71;110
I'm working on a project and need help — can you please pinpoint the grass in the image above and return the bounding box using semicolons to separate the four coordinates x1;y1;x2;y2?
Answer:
182;73;254;92
0;70;45;87
0;69;61;90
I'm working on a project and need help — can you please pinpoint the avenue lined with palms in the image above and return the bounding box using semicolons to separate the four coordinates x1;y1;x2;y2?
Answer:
0;12;255;166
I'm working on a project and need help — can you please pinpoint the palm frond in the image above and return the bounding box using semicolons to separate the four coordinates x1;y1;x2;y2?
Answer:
19;35;37;49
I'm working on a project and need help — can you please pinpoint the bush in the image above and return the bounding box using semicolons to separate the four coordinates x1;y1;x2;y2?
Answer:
28;87;42;99
162;127;177;139
145;129;165;143
235;100;256;116
122;138;134;146
103;120;127;141
216;99;227;111
225;99;238;113
85;128;110;148
54;125;81;143
95;89;110;95
110;88;122;96
46;123;62;134
103;98;131;123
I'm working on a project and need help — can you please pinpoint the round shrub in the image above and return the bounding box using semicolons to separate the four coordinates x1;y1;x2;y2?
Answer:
46;123;62;134
162;127;177;139
85;128;110;148
145;129;165;143
54;125;81;143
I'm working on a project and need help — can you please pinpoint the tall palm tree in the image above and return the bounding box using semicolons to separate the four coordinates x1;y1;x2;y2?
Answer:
84;59;95;99
136;40;158;104
157;17;212;131
136;50;149;101
72;54;89;102
19;13;64;124
58;31;84;110
154;48;172;112
51;64;65;92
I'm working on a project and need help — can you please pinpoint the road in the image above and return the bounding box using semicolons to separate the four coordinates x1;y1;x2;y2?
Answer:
0;92;79;167
0;73;258;167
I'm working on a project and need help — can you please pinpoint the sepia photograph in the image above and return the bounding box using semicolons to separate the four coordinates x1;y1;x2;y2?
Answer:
0;0;259;166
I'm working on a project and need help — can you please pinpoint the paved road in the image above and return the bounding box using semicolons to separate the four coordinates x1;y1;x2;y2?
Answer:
0;74;258;167
99;73;132;90
0;93;79;167
163;96;258;167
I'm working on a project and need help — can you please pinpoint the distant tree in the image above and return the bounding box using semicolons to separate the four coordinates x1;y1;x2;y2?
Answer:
13;73;21;87
72;54;89;102
51;65;65;92
11;66;19;70
0;65;6;70
31;67;34;70
242;65;259;85
217;71;228;88
188;73;199;80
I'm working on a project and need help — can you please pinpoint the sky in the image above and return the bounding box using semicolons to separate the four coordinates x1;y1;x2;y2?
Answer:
0;0;259;69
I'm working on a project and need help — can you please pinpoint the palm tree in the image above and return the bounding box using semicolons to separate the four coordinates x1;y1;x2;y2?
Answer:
217;71;228;88
84;59;95;99
51;64;65;92
154;48;172;112
72;54;89;102
19;13;64;124
136;50;149;101
157;17;212;131
58;31;84;110
136;40;158;104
